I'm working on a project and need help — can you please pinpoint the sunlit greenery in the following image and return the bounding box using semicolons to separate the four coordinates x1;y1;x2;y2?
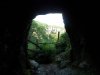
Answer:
27;20;71;63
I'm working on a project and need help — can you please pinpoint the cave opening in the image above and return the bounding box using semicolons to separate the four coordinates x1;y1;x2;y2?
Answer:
27;13;71;65
27;12;95;75
0;1;98;75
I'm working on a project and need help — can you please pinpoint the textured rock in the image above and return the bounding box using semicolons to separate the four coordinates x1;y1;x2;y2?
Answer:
36;64;78;75
78;61;89;68
55;52;70;68
29;60;39;69
35;63;94;75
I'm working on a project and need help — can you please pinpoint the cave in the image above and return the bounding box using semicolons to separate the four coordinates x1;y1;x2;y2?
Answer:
27;13;72;65
0;0;99;75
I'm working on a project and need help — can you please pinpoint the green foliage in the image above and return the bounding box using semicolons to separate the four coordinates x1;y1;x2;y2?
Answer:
27;20;71;64
56;32;71;54
28;20;49;43
41;43;57;55
28;43;36;50
27;20;57;60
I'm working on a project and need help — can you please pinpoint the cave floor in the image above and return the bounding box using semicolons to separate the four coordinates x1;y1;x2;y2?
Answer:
35;63;94;75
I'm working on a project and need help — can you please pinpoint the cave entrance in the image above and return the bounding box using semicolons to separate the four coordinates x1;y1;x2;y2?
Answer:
27;13;71;65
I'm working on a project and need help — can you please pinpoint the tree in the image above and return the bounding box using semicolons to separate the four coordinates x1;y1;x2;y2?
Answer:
28;20;50;43
27;20;57;59
55;32;71;54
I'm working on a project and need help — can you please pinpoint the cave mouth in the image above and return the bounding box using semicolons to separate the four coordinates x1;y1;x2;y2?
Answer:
26;12;95;75
27;12;71;64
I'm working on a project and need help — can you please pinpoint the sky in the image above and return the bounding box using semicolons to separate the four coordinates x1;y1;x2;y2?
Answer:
34;13;65;28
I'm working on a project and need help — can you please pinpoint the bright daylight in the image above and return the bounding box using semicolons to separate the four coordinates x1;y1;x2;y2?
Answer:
28;13;72;75
34;13;66;33
34;13;65;28
27;13;94;75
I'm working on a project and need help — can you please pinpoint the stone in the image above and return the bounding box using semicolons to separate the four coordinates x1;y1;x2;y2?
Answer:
29;60;39;69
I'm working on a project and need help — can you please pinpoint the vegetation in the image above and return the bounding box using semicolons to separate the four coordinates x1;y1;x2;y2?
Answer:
27;20;71;64
55;32;71;54
27;20;95;75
